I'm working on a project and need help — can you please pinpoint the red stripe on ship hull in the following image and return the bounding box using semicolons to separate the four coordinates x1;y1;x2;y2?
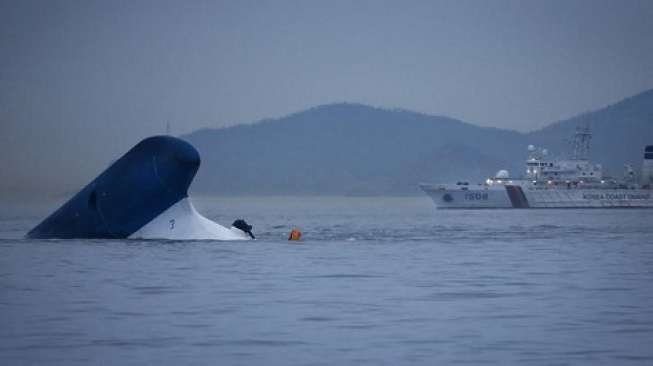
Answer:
505;185;530;208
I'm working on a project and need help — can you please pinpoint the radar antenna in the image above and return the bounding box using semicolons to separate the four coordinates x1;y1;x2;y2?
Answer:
571;124;591;160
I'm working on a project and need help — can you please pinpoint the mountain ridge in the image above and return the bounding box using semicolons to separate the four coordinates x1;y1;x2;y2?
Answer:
183;89;653;195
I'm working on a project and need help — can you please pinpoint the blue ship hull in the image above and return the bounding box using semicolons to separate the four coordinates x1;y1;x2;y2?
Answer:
27;136;200;239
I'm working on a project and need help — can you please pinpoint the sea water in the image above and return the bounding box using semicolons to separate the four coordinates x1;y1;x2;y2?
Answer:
1;196;652;365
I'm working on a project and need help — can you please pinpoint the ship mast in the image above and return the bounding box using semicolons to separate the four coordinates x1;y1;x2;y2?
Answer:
571;124;591;160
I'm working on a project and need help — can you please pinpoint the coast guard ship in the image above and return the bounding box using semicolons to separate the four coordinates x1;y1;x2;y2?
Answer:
420;127;653;208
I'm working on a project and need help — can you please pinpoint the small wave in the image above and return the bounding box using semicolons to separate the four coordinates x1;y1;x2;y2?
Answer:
301;274;383;279
193;339;309;347
426;291;517;301
300;316;336;322
130;285;180;295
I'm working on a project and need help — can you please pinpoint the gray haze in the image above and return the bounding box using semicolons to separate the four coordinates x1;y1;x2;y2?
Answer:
1;0;652;196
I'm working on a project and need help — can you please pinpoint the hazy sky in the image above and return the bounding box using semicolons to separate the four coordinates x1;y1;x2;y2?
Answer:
1;0;652;195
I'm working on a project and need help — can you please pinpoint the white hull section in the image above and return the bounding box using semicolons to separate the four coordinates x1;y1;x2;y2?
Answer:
129;198;250;240
420;184;653;209
523;188;653;208
419;184;512;209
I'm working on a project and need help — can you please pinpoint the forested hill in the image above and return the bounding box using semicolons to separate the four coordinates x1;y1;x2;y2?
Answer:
183;89;653;195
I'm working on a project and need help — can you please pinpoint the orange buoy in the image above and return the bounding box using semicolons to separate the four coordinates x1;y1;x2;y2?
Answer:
288;229;302;241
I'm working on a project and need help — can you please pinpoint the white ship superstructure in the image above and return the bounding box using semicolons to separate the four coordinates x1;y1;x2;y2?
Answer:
420;127;653;208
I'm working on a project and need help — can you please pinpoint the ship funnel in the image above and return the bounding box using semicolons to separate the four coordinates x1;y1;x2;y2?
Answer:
642;145;653;186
